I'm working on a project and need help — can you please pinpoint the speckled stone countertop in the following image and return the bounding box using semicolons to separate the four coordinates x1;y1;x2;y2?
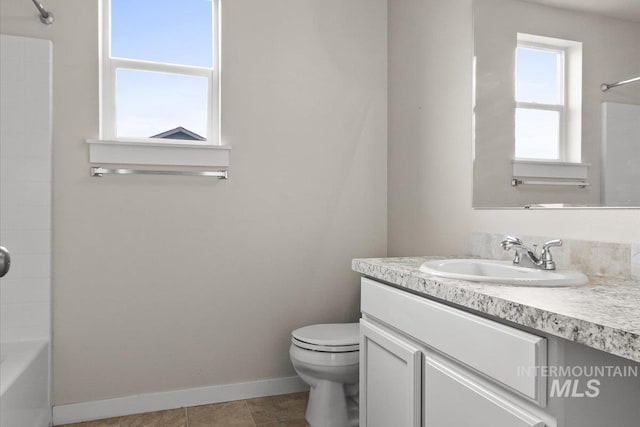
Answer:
352;257;640;363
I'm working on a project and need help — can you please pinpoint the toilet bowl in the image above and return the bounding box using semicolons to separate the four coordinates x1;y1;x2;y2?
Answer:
289;323;359;427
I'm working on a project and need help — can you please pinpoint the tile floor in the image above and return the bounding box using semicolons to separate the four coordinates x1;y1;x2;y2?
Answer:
58;392;310;427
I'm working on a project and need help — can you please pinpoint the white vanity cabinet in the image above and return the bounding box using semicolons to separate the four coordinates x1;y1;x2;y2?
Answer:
360;278;552;427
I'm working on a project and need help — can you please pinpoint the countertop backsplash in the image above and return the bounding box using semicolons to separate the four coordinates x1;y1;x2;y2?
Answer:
471;232;639;280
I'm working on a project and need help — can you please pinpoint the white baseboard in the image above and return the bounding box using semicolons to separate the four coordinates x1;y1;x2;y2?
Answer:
52;376;308;425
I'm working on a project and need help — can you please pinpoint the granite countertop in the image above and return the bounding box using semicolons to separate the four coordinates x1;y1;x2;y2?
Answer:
352;257;640;363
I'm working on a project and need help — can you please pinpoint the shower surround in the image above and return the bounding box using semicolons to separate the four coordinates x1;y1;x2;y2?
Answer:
0;34;53;427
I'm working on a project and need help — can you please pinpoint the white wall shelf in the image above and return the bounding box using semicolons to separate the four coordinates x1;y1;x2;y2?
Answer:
86;139;231;168
512;160;589;180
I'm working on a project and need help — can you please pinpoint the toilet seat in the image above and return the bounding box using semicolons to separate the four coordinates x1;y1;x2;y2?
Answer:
290;342;360;367
292;337;359;353
291;323;359;353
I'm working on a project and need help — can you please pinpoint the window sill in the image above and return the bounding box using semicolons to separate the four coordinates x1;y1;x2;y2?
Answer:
512;159;589;180
86;139;231;167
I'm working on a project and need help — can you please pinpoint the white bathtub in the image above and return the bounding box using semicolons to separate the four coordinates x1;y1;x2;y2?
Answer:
0;340;51;427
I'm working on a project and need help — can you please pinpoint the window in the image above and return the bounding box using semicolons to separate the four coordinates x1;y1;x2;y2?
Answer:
100;0;219;144
515;41;566;160
510;34;584;182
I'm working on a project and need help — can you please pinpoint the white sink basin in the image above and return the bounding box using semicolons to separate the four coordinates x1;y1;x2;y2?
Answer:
419;259;588;287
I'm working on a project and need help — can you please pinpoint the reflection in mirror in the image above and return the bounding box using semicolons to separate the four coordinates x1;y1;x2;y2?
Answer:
473;0;640;208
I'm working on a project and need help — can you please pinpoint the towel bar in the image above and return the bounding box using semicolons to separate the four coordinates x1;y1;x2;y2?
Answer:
91;167;228;179
511;179;589;188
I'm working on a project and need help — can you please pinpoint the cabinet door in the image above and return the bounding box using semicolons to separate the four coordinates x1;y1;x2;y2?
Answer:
424;357;546;427
360;319;422;427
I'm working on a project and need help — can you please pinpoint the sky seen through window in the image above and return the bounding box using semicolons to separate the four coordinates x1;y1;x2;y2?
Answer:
111;0;213;139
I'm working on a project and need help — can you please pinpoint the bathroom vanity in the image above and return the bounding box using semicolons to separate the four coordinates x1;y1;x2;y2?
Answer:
353;257;640;427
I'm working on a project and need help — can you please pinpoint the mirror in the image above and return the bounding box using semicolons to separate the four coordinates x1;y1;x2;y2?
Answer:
473;0;640;208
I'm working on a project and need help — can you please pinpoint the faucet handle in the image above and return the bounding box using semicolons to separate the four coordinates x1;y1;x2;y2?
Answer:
504;235;523;244
500;235;523;250
540;240;562;269
543;239;562;251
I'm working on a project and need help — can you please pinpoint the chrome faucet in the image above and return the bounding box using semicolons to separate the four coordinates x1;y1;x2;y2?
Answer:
500;236;562;271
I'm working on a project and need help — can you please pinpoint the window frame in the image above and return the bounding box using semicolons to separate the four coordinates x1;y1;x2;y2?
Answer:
99;0;220;145
515;40;567;161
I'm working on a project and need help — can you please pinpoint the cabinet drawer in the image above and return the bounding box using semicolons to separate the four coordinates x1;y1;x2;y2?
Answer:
361;278;546;405
424;357;547;427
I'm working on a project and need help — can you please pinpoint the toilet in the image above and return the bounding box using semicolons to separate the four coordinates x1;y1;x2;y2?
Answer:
289;323;360;427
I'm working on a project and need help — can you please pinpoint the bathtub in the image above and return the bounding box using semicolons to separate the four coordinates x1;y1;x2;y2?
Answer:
0;340;51;427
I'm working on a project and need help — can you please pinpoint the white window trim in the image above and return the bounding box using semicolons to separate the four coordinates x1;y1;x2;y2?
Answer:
86;138;230;167
515;41;567;161
512;159;590;180
92;0;227;168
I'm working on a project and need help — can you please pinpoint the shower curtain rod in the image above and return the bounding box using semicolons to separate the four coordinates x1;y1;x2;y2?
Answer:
30;0;54;25
601;76;640;92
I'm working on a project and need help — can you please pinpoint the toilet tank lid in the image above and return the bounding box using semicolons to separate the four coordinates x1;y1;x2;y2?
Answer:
291;323;359;346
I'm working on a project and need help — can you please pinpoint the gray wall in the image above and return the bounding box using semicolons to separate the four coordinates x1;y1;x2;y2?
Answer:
0;0;388;404
388;0;640;257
